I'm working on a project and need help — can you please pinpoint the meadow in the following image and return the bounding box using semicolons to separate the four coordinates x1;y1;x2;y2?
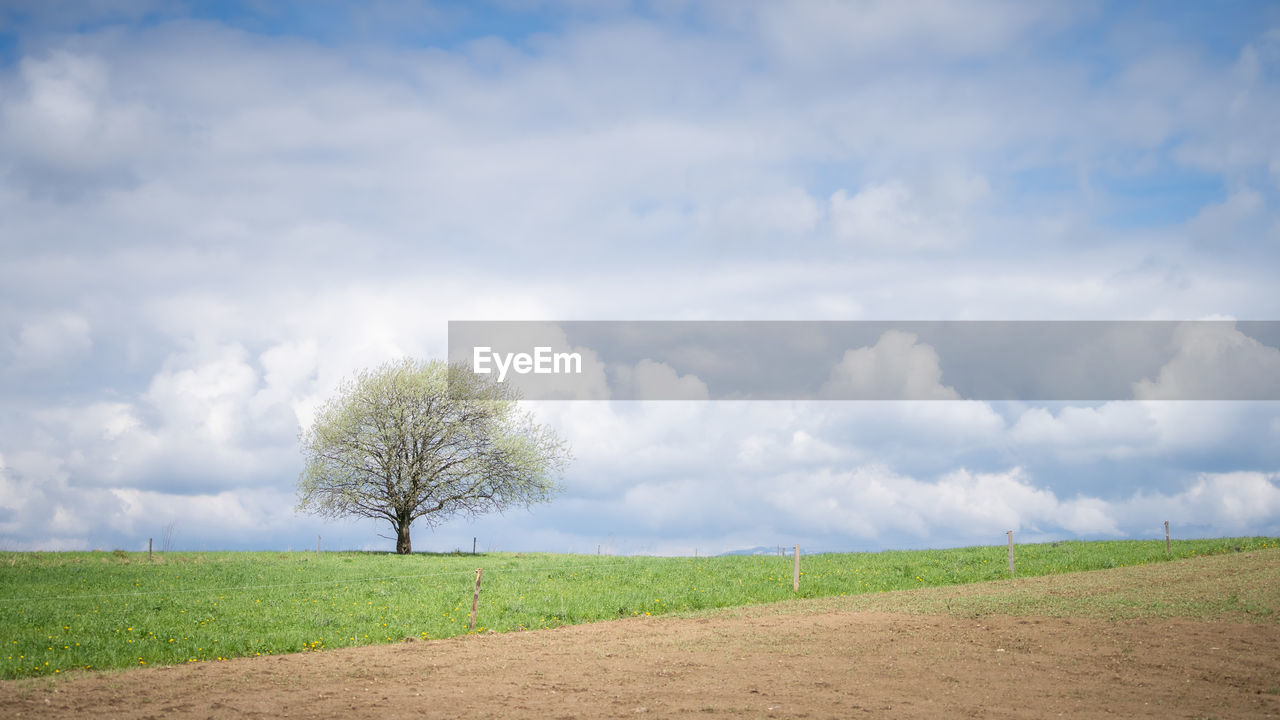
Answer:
1;536;1275;679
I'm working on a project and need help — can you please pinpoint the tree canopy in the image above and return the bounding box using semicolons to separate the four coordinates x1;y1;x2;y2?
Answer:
297;358;569;553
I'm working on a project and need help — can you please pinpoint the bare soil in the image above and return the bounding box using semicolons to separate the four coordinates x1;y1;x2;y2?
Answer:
4;550;1279;719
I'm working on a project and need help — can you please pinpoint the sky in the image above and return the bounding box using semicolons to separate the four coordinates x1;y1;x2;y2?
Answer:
1;0;1279;555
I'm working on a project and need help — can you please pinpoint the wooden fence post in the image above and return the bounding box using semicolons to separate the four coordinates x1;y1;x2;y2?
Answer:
316;535;321;557
1007;530;1015;576
468;568;483;631
1164;521;1170;553
148;538;152;562
792;545;800;591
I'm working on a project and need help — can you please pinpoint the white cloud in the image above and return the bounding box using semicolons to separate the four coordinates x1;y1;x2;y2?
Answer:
254;339;320;431
1119;472;1280;535
0;50;152;189
539;400;1008;502
0;452;24;534
0;441;305;550
1007;399;1269;464
1186;187;1266;247
766;465;1121;542
698;187;822;240
108;486;296;537
1011;403;1160;460
754;0;1072;66
0;537;91;552
610;359;709;400
1135;322;1280;400
872;401;1006;443
145;343;258;442
822;330;960;399
828;172;990;249
19;345;290;491
0;453;96;545
531;401;729;490
829;183;922;250
620;477;744;533
737;428;851;469
8;312;92;370
1169;41;1280;181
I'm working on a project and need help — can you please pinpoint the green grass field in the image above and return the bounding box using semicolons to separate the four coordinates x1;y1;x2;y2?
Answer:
1;536;1275;679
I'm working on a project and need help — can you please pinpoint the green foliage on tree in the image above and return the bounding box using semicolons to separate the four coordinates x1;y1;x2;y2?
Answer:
297;358;569;553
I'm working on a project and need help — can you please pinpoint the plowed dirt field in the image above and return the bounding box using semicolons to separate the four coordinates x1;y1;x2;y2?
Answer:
4;549;1278;719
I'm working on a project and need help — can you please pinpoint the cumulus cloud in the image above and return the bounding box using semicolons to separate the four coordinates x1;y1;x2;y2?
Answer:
0;452;26;536
737;428;850;470
255;339;320;431
0;452;95;549
764;465;1280;549
766;465;1121;543
698;187;823;242
753;0;1072;66
1185;187;1268;251
530;401;738;491
1007;399;1276;467
1010;403;1160;460
108;486;298;539
1169;40;1280;181
7;312;92;371
1134;322;1280;401
822;330;960;399
620;476;748;534
1118;472;1280;536
0;443;302;550
538;399;1009;497
0;50;153;194
145;343;259;443
829;173;989;249
610;359;709;400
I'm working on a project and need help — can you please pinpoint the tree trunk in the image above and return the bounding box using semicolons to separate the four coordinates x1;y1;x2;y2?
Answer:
395;521;412;554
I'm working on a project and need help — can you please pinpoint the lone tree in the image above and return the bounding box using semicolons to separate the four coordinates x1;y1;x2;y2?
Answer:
297;358;569;554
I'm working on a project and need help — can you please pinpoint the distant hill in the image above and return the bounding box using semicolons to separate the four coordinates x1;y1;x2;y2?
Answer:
719;546;795;556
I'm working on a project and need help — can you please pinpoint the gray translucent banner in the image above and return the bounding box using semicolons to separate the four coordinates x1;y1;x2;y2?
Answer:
447;321;1280;401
